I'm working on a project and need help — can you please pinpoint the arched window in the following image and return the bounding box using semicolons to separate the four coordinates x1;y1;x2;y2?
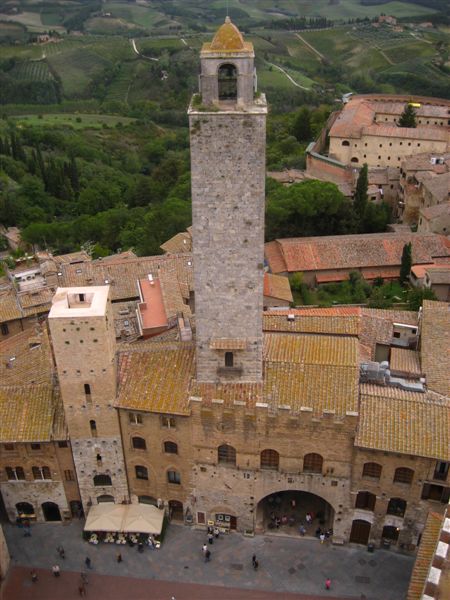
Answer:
32;466;51;480
6;466;25;481
138;495;157;505
387;498;407;517
16;502;34;516
93;474;112;486
382;525;399;542
218;63;237;100
97;494;114;503
394;467;414;485
355;491;376;511
89;419;97;437
135;466;148;480
167;470;181;484
341;140;350;146
303;453;323;473
164;441;178;454
260;449;279;470
132;436;146;450
362;462;382;479
351;157;359;163
218;444;236;465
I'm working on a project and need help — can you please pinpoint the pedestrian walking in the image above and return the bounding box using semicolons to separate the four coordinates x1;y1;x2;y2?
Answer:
202;543;208;555
30;570;38;583
80;572;89;585
57;545;65;559
214;527;220;539
205;549;211;562
78;583;86;597
52;565;60;577
85;557;92;569
320;532;326;544
299;524;306;536
325;577;331;590
116;552;122;563
252;554;257;567
208;532;214;544
23;521;31;537
253;559;259;571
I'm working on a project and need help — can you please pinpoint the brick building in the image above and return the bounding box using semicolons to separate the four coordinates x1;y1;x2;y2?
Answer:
0;20;449;553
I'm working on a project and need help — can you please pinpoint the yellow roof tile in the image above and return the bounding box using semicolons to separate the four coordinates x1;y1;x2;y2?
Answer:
0;328;54;386
407;511;444;600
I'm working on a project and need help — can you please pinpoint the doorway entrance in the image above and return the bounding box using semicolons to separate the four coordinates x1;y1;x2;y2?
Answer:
350;519;371;545
257;490;334;535
42;502;61;522
169;500;184;521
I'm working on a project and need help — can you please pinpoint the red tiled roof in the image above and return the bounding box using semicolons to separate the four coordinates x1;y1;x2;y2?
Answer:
263;273;293;302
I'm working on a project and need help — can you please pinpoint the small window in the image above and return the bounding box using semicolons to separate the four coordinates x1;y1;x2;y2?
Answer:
350;157;359;163
355;491;376;511
341;140;350;146
129;413;143;425
31;443;41;450
6;466;25;481
32;466;51;480
260;449;279;470
79;293;85;302
64;469;75;481
393;332;401;338
167;470;181;484
303;453;323;473
4;443;14;451
132;437;147;450
93;474;112;486
84;383;91;396
225;352;234;367
387;497;407;517
433;461;449;482
362;462;382;479
1;323;9;336
394;467;414;485
135;466;148;480
218;444;236;465
89;420;97;437
161;416;176;429
164;441;178;454
58;441;68;448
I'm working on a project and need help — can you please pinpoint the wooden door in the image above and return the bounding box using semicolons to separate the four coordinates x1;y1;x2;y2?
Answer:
349;519;371;545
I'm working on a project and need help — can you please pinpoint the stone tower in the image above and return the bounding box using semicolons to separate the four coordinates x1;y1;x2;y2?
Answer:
189;17;267;383
48;287;128;511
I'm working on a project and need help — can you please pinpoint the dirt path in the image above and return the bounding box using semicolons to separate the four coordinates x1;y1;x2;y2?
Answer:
265;61;311;90
130;38;159;62
295;33;325;61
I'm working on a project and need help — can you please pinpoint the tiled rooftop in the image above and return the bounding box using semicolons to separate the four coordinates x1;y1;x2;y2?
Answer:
0;288;22;323
263;312;360;336
0;328;54;386
407;511;444;600
160;231;192;254
264;332;358;367
421;300;450;397
421;200;450;221
265;233;450;274
0;385;64;442
390;348;422;377
356;384;450;460
263;273;293;303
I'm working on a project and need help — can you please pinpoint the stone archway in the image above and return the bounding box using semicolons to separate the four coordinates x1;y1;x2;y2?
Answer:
42;502;61;522
218;63;237;100
256;490;335;536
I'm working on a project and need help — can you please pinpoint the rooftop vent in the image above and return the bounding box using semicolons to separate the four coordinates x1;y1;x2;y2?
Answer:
287;314;295;322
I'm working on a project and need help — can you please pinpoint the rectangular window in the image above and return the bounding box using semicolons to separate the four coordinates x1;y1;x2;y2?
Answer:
422;483;450;503
434;461;449;482
64;470;75;482
4;443;14;451
129;413;143;425
167;470;181;484
225;352;234;367
30;443;41;450
161;416;176;429
1;323;9;336
58;441;68;448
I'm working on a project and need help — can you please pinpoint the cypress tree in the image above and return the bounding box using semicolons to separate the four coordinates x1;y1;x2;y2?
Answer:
398;104;417;128
353;163;368;224
400;242;412;284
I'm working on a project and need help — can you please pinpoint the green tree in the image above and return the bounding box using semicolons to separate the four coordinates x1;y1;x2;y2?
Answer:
368;286;391;309
407;287;436;311
399;242;412;284
398;104;417;128
292;107;312;142
353;163;368;224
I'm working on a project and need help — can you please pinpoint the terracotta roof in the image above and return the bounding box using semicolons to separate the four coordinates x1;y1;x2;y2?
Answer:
390;348;422;377
270;307;361;316
263;273;293;303
421;200;450;221
160;231;192;254
264;332;358;366
52;251;91;265
360;308;418;357
112;301;139;339
0;384;64;442
137;278;168;331
425;265;450;285
0;287;22;323
116;343;195;415
265;233;450;274
330;99;375;138
58;254;194;303
263;313;360;336
421;300;450;396
375;101;449;119
202;17;252;54
411;263;437;279
0;328;54;386
407;511;444;600
190;381;263;408
356;384;450;459
363;124;448;142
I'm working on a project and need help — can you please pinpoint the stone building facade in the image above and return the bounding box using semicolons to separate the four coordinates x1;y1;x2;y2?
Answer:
189;17;267;383
48;287;128;509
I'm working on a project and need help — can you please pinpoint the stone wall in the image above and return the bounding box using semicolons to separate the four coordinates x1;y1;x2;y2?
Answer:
0;525;10;583
189;104;267;383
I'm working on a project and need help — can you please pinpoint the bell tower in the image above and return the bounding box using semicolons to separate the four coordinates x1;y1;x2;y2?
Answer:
189;18;267;383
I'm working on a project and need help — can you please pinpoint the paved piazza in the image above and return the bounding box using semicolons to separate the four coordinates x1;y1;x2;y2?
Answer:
2;520;413;599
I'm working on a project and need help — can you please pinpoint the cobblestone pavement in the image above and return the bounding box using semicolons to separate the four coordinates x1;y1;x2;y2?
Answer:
2;520;414;599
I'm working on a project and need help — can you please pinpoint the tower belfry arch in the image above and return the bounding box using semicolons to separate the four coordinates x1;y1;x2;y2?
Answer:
189;18;267;384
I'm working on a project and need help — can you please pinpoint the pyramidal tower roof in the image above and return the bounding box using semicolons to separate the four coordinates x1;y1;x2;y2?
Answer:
201;17;253;55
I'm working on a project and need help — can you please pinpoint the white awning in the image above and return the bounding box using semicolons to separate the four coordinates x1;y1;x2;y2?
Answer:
84;503;164;535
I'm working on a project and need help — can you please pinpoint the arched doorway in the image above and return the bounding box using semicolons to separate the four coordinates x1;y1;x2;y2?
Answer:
42;502;61;522
218;64;237;100
256;490;334;535
350;519;371;545
16;502;35;519
382;525;400;544
70;500;83;518
169;500;184;521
